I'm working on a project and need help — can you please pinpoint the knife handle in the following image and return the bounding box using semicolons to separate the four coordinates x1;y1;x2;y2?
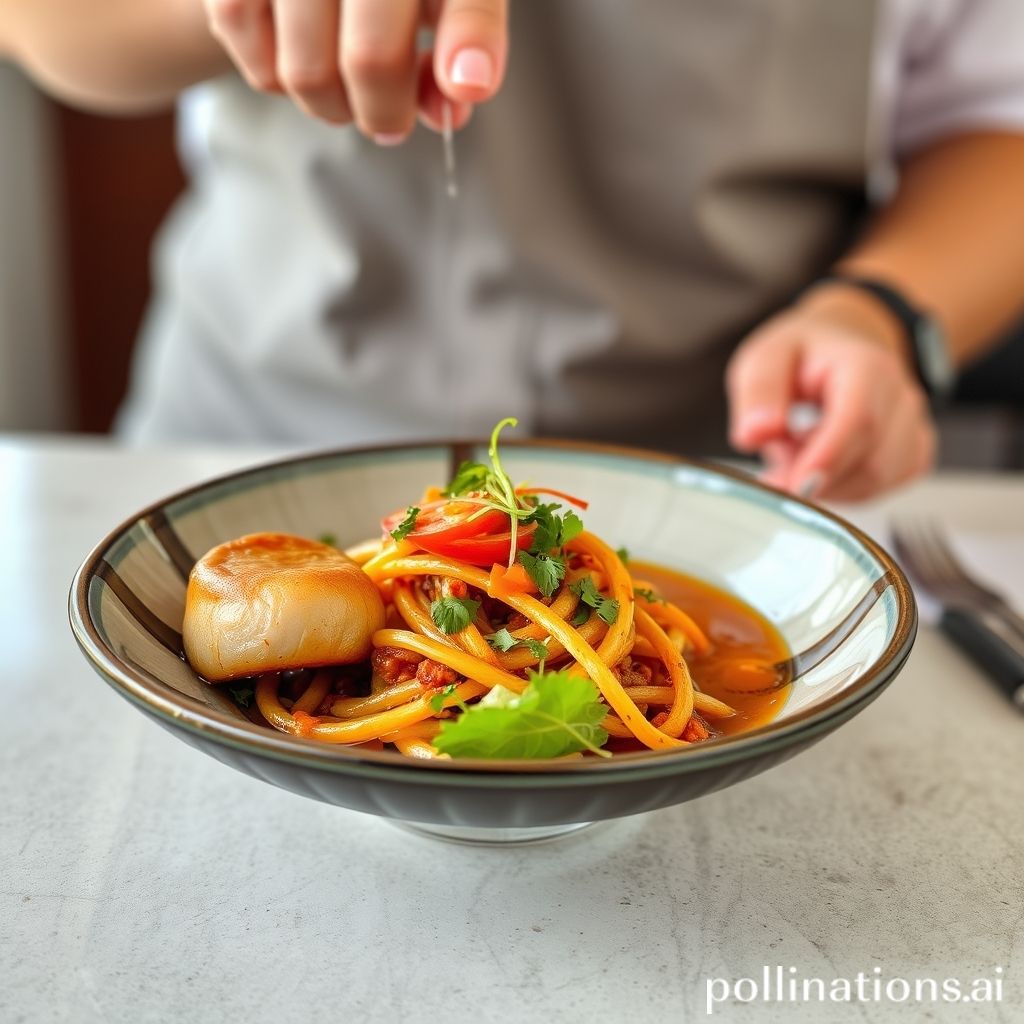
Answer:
940;606;1024;712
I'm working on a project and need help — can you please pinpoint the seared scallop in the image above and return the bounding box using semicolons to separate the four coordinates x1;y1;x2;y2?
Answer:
183;532;385;681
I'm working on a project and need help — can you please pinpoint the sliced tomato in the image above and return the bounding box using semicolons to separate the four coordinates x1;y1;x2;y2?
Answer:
514;486;589;510
381;499;506;544
381;498;535;565
414;522;537;566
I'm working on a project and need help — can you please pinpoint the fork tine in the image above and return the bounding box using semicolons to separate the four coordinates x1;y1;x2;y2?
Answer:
892;520;966;603
891;523;934;588
917;520;962;585
923;521;974;583
892;518;1005;608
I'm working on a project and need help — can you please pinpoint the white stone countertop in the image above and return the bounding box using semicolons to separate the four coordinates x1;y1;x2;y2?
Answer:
1;437;1021;1024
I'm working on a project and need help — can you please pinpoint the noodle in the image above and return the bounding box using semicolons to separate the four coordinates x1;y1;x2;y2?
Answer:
255;673;487;744
291;670;332;714
212;442;756;760
243;530;741;756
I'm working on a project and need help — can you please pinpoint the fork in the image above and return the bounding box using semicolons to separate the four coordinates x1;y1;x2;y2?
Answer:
892;520;1024;711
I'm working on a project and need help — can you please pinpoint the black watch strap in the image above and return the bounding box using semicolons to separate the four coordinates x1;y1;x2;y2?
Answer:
815;272;954;399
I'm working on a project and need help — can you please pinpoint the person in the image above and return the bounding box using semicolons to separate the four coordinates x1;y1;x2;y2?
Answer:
3;1;1024;501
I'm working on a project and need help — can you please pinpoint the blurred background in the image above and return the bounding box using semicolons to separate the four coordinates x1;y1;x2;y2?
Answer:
1;63;1022;466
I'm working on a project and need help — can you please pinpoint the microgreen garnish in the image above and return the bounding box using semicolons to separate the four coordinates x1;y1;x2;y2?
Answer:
440;419;568;568
389;506;420;542
228;685;254;708
517;550;566;598
318;532;338;547
432;670;610;759
444;461;490;497
634;587;666;605
615;546;630;563
430;596;481;635
571;577;620;625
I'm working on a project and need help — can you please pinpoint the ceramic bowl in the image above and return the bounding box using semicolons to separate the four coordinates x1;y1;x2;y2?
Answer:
69;441;916;844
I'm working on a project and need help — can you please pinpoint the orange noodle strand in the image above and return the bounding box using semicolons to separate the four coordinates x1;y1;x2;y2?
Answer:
392;737;446;759
634;607;694;739
633;588;712;656
255;673;486;744
371;542;685;751
372;628;529;694
329;679;422;719
290;670;332;714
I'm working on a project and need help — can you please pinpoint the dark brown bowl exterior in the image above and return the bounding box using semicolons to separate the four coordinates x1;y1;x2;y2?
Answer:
141;696;885;828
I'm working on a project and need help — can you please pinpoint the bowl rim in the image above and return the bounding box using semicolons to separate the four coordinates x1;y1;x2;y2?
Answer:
69;437;917;786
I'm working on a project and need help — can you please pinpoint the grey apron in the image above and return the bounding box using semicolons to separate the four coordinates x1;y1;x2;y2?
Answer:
119;0;876;452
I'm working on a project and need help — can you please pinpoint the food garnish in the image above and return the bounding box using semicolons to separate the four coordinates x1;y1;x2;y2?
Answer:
184;418;787;762
433;671;610;759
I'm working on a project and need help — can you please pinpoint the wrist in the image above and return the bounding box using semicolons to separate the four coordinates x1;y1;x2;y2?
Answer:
796;279;916;371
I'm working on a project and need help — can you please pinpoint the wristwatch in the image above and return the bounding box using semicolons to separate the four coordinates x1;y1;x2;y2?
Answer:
816;272;956;400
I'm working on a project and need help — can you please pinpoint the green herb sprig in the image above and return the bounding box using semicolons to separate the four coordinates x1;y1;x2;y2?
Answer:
487;628;549;663
571;577;620;625
389;506;420;542
430;596;482;634
441;419;537;568
432;670;610;759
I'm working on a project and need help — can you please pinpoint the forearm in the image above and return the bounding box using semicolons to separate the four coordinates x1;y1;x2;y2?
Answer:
830;132;1024;369
0;0;229;113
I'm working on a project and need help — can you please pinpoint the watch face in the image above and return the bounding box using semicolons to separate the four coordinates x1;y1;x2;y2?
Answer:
915;319;955;396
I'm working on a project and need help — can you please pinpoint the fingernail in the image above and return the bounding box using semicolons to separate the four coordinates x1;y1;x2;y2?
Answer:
797;472;825;500
373;132;408;147
450;48;494;90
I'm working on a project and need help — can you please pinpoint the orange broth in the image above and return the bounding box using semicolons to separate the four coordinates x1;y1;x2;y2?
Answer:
632;560;792;737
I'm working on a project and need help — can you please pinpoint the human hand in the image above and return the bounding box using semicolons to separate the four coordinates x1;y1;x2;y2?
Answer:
203;0;508;140
726;283;937;502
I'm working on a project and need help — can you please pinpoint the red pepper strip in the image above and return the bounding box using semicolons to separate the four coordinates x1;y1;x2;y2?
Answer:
514;486;589;510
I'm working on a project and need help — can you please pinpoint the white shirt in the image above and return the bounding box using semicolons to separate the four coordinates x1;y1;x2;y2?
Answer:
867;0;1024;195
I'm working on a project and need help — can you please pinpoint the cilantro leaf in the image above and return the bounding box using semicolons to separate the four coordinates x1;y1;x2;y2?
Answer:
432;671;610;759
389;506;420;542
525;503;584;554
571;577;603;607
559;510;584;546
430;596;481;635
444;460;489;497
522;638;549;660
518;550;566;598
615;546;630;563
228;685;254;708
634;587;666;605
429;683;459;713
487;629;549;662
318;532;338;547
487;627;519;653
570;606;591;627
524;503;560;552
571;577;620;625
